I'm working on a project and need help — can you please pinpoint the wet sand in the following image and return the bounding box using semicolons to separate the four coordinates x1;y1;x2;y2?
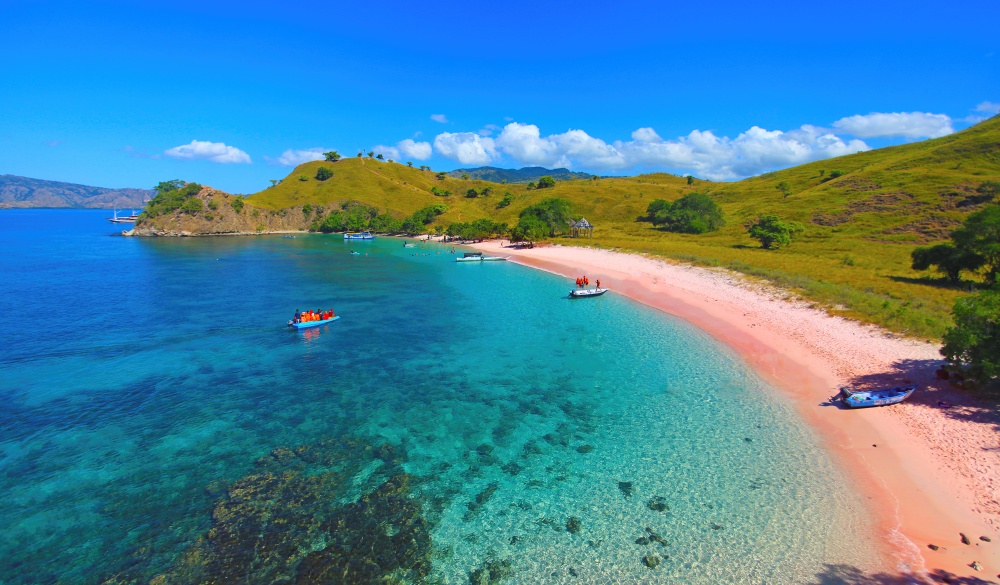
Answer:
470;240;999;583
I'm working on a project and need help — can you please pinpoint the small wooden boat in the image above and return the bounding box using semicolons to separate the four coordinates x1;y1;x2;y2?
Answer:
344;231;375;240
456;252;509;262
569;287;609;298
839;385;916;408
288;316;340;329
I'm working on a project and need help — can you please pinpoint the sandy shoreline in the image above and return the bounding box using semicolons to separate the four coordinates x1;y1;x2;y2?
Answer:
470;240;999;583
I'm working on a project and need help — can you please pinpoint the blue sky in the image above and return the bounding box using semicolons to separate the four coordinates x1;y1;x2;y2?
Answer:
1;0;997;194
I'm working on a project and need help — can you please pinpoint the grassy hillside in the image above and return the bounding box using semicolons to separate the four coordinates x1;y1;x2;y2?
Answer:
239;117;1000;338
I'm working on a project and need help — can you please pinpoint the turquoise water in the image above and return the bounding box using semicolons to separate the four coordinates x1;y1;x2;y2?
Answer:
0;210;882;584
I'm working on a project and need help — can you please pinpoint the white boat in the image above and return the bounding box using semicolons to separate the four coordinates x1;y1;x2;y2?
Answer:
108;206;139;224
344;231;375;240
456;252;509;262
569;287;608;298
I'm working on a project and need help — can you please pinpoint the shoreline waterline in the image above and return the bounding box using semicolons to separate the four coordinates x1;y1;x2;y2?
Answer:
469;239;999;582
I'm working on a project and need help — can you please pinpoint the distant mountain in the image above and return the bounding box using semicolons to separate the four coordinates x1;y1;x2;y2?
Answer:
445;166;593;183
0;175;154;209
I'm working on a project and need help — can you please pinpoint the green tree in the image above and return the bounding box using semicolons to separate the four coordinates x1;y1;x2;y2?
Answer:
951;205;1000;283
376;153;384;160
269;179;281;187
315;167;333;181
496;192;514;209
526;181;536;190
942;289;1000;383
302;203;313;216
517;198;572;237
510;215;549;242
231;197;245;213
436;172;446;180
776;181;791;198
647;193;725;234
367;151;374;158
180;198;203;214
537;175;556;189
686;175;694;185
910;243;983;284
323;151;341;162
465;188;479;198
747;214;804;249
407;161;413;167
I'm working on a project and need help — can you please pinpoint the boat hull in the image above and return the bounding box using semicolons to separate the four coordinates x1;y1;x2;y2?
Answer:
840;385;916;408
288;316;340;329
455;256;509;262
344;232;375;240
569;288;608;298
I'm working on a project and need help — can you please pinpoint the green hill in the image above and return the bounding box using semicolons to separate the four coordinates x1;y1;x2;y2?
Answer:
148;116;1000;339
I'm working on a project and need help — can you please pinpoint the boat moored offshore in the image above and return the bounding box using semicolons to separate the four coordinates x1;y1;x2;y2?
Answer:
344;231;375;240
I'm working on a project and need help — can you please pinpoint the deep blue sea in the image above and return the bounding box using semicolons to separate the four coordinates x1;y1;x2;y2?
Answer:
0;210;882;584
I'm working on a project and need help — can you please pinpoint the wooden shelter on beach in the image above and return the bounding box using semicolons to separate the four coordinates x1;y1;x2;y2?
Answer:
571;217;594;237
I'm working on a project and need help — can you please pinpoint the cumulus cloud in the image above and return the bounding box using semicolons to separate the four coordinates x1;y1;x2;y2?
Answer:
832;112;953;139
397;139;432;160
975;101;1000;115
615;124;869;181
430;114;448;124
165;140;252;164
494;123;625;169
269;148;326;166
433;132;497;165
372;144;400;160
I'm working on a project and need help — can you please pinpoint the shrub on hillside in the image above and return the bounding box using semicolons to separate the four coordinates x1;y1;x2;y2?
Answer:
537;176;556;189
747;214;804;249
911;243;983;284
643;193;724;234
496;192;514;209
143;180;203;217
231;197;245;213
315;167;333;181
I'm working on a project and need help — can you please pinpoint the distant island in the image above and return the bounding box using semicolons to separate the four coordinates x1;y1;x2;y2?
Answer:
445;166;593;183
0;174;154;209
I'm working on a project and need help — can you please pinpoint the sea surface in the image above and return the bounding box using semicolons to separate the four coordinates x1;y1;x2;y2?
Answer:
0;210;883;584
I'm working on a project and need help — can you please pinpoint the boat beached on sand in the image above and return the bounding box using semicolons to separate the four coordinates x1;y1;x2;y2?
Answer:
839;385;916;408
455;252;509;263
570;287;608;298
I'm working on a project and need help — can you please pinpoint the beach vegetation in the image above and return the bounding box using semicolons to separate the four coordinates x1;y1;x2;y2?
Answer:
516;197;573;238
446;219;508;240
942;289;1000;384
644;193;724;234
315;167;333;181
910;243;983;284
747;214;804;249
951;204;1000;284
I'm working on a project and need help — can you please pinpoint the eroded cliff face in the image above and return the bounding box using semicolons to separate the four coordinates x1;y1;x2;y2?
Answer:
128;187;319;236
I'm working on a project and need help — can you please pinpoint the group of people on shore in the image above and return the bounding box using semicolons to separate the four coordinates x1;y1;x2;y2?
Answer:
575;276;600;289
293;309;335;323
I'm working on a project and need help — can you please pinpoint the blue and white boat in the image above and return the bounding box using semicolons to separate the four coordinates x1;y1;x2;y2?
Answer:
344;231;375;240
287;315;340;329
839;385;916;408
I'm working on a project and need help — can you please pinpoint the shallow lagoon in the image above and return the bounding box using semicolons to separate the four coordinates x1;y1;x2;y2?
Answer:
0;210;881;584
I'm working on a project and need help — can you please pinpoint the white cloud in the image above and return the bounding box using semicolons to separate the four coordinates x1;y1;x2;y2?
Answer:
433;132;498;165
478;124;500;136
832;112;953;139
270;148;326;166
397;139;432;160
494;123;625;169
975;101;1000;115
615;124;869;181
430;114;448;124
165;140;251;164
372;144;400;160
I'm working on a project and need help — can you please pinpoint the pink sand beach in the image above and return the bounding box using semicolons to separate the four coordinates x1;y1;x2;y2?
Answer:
471;240;999;583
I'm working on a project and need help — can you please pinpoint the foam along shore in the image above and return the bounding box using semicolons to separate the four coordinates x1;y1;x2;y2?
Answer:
469;240;999;582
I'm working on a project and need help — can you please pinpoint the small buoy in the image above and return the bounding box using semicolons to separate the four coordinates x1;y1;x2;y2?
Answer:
927;544;939;551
